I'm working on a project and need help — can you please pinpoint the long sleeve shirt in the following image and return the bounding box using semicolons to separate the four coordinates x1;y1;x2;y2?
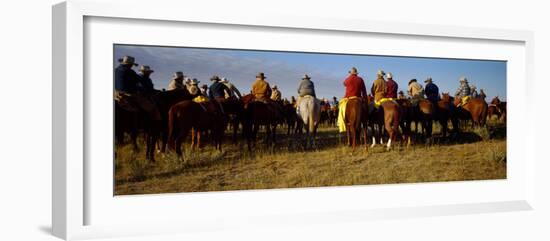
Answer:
114;64;141;93
297;79;316;97
343;74;367;98
385;79;398;99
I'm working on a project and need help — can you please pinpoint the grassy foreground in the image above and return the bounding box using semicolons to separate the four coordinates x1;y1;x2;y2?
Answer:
114;122;506;195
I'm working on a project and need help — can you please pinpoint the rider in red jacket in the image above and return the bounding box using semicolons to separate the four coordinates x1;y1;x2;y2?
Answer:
343;67;367;98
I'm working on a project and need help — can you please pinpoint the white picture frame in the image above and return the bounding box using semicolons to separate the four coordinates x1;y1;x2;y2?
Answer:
52;0;535;240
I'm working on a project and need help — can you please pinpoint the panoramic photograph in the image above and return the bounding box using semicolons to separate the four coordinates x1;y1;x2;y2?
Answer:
113;44;507;195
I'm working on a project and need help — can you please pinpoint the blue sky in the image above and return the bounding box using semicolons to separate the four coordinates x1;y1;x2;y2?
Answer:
114;44;507;101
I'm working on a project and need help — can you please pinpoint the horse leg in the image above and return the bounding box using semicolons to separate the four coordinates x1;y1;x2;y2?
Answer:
370;123;376;148
190;128;196;151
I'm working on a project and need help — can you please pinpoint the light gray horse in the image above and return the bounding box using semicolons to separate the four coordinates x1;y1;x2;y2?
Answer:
297;95;321;148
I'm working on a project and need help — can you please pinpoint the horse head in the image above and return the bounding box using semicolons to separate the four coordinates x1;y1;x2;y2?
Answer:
491;96;501;105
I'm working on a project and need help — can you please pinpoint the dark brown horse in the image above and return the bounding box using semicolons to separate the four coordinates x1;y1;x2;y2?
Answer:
415;99;435;143
152;89;196;158
396;98;413;145
241;94;284;151
436;93;459;138
114;88;194;162
488;96;507;122
454;95;488;128
167;100;227;162
282;102;301;135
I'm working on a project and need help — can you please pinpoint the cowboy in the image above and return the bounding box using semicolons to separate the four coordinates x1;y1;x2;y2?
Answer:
424;77;439;103
290;96;297;107
208;75;230;102
331;96;339;107
114;56;160;120
187;78;208;103
220;77;242;99
471;85;479;98
385;72;398;99
251;72;272;101
344;67;368;99
296;74;317;110
338;67;367;132
200;84;209;96
186;78;201;96
115;56;141;93
297;74;316;98
167;71;185;90
407;78;424;105
137;65;156;94
397;91;406;100
455;76;471;106
371;70;387;106
271;85;282;101
208;75;230;114
479;88;487;100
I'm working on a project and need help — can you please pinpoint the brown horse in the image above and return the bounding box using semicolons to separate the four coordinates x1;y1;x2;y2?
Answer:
368;97;402;151
344;97;364;150
167;100;227;162
415;99;435;144
436;93;459;139
454;95;488;128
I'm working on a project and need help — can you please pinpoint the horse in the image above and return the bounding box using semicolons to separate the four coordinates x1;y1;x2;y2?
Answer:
241;94;284;151
328;106;338;127
151;89;195;159
282;102;300;135
366;95;403;150
114;88;194;162
436;93;459;139
219;97;245;144
344;97;365;150
454;95;488;128
395;98;413;145
297;95;321;148
488;96;507;122
415;99;435;144
167;100;227;162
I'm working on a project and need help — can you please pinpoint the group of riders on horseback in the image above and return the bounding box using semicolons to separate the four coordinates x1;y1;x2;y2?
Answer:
115;55;502;162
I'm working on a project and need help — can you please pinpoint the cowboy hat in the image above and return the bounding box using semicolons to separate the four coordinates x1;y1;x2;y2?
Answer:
348;67;358;74
459;76;468;82
256;72;266;79
220;77;229;83
210;75;221;81
424;77;433;83
173;71;184;79
386;72;393;79
272;85;278;89
119;56;138;66
139;65;154;73
377;69;386;76
408;79;417;85
190;78;200;85
302;74;311;80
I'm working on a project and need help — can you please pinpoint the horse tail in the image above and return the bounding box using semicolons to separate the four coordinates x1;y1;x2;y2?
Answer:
308;98;320;133
167;106;178;150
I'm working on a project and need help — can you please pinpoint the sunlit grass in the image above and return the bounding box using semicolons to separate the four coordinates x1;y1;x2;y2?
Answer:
115;120;506;195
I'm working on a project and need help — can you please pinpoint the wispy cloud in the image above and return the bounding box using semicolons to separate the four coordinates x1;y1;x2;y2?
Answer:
114;45;345;99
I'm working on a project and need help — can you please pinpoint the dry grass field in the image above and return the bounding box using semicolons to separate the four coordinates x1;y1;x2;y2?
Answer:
114;118;506;195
